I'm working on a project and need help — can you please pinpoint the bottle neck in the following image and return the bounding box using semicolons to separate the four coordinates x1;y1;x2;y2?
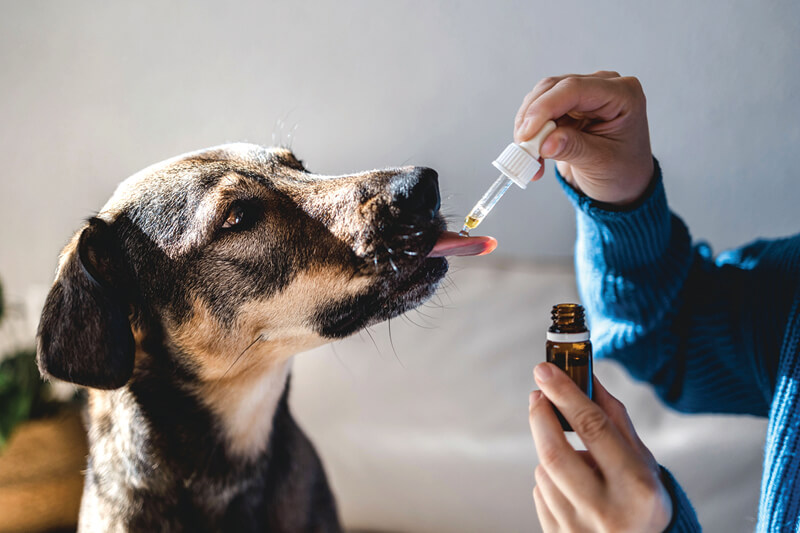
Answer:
548;303;589;335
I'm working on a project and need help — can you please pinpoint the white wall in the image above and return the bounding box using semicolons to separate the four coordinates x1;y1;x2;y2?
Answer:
1;0;799;300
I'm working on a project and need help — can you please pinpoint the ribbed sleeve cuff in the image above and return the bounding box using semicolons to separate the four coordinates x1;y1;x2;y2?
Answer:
555;159;673;271
660;466;702;532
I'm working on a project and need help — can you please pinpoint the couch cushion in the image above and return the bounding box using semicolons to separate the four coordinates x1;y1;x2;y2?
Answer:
291;257;766;532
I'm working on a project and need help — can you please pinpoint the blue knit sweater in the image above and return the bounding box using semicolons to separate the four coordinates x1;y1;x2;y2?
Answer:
557;161;800;532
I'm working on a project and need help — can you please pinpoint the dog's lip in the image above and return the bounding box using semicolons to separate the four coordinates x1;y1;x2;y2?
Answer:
321;255;448;338
427;231;497;257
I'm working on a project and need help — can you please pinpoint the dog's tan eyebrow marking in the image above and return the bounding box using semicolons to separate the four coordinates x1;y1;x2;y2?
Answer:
166;172;272;256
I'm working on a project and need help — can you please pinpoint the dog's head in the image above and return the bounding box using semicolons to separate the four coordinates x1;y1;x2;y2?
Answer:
36;144;460;389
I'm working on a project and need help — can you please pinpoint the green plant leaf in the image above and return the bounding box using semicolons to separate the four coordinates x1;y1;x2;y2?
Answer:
0;349;44;448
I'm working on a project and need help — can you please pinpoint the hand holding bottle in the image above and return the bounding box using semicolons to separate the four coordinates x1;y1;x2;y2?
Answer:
529;363;672;532
514;71;654;206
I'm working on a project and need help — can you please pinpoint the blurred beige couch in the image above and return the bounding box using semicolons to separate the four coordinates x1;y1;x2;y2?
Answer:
292;257;767;532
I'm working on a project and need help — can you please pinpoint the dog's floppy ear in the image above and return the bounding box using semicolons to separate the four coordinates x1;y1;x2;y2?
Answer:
36;217;135;389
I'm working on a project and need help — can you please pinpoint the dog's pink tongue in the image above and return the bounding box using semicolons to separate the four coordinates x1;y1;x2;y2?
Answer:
428;231;497;257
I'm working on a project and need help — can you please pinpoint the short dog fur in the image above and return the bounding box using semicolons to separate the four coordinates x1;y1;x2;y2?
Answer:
36;144;448;532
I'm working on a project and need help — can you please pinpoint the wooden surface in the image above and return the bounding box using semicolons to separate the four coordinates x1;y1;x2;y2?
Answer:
0;409;87;533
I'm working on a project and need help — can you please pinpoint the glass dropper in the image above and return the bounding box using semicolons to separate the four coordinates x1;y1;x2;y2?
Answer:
460;174;515;234
460;120;556;235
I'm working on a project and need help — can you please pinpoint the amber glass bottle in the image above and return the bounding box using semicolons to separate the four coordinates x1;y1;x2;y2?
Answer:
545;303;593;431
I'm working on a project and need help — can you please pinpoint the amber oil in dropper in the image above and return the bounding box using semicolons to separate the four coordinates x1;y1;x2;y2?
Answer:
545;303;593;431
463;216;481;232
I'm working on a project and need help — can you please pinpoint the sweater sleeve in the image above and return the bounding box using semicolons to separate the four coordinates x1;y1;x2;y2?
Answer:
660;466;702;532
558;159;799;416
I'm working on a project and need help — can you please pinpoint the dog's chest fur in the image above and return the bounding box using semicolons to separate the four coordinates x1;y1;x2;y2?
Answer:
81;368;339;532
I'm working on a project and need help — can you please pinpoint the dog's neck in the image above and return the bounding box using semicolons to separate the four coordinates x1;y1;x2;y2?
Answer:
82;343;341;531
82;355;304;530
87;344;294;491
195;357;292;460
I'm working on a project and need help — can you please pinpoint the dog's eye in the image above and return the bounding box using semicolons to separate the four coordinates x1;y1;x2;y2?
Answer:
220;200;262;233
222;204;247;229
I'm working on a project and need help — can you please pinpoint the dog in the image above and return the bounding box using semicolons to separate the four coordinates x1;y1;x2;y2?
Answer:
36;143;490;532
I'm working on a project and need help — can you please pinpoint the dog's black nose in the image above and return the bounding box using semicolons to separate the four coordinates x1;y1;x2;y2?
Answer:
394;167;441;218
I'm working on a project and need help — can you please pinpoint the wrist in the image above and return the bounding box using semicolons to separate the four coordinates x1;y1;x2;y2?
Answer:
611;157;657;208
557;157;656;209
557;157;661;214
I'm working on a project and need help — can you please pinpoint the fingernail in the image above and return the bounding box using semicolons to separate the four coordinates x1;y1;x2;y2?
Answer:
529;390;542;406
540;135;563;158
535;363;554;382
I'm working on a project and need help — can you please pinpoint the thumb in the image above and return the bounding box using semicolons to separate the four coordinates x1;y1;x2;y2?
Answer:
540;126;603;165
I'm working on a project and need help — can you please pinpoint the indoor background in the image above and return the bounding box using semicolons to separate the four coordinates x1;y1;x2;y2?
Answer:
1;1;798;531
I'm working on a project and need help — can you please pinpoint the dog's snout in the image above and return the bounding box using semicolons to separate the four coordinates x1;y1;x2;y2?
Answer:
394;167;441;218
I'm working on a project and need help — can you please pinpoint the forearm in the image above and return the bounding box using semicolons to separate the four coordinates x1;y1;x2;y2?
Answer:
559;160;777;415
569;160;693;351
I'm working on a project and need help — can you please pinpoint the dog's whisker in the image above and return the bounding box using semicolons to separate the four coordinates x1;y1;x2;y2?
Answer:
221;334;264;380
441;274;460;299
403;250;419;256
386;246;395;255
271;119;280;146
386;319;405;368
423;302;454;312
426;292;452;311
286;122;299;150
362;328;381;357
328;342;356;378
401;313;436;330
273;118;285;147
399;314;417;329
388;257;399;274
414;307;439;321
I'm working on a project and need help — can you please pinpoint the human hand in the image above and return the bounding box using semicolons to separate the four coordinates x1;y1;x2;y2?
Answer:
529;363;672;533
514;71;654;206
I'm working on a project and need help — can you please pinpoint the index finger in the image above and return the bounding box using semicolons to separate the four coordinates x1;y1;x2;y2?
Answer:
529;390;601;506
515;76;634;144
514;71;621;136
534;363;636;477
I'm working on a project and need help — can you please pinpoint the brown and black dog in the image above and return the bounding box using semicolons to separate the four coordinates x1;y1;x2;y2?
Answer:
35;144;490;532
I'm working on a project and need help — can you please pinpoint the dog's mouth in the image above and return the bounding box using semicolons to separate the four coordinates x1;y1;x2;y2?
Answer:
317;257;444;338
317;227;496;338
314;166;498;339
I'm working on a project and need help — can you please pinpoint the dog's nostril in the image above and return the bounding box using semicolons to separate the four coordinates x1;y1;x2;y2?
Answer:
395;167;441;218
